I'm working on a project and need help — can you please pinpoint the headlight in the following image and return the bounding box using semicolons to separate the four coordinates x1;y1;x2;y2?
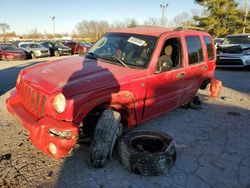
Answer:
53;93;66;113
242;49;250;55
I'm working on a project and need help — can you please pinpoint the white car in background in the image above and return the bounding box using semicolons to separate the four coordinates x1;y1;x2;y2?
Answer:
19;42;50;59
216;34;250;68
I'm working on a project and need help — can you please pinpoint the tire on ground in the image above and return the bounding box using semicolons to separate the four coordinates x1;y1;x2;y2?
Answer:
118;130;176;176
89;109;121;168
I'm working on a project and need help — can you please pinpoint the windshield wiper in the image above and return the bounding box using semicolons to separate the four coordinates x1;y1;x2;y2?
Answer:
111;56;128;67
86;52;98;60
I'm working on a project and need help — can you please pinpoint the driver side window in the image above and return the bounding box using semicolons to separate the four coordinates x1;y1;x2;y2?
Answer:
156;37;183;73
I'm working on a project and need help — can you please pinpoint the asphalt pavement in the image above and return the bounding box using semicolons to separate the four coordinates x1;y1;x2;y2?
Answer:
0;58;250;188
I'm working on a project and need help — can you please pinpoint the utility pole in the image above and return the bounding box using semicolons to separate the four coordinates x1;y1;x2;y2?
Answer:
50;16;56;39
160;4;168;26
243;0;248;33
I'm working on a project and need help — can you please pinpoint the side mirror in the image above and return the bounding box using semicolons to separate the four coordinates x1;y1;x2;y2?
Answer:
155;61;172;73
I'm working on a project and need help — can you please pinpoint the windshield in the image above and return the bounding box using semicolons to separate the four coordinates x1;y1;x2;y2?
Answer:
54;42;66;48
87;32;157;68
80;42;92;47
223;36;250;45
3;46;18;51
29;43;43;48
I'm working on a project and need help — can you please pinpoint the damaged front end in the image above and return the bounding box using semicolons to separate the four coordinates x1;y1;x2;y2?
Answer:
6;87;78;159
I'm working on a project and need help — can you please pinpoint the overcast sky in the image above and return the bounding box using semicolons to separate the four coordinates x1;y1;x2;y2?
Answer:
0;0;244;35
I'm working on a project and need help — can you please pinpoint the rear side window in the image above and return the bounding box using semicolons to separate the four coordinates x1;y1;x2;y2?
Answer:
185;36;204;65
203;36;214;60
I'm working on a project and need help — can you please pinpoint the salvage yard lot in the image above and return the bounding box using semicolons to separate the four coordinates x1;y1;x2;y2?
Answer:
0;57;250;187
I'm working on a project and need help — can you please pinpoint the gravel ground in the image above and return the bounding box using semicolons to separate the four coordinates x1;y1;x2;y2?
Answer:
0;58;250;188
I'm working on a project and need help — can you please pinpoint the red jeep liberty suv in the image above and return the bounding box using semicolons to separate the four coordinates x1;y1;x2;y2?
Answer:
6;27;216;167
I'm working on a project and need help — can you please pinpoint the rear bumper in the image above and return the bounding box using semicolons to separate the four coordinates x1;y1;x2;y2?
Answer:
6;89;78;159
59;50;72;55
6;56;26;61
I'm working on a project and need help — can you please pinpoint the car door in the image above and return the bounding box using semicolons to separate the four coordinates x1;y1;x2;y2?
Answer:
181;35;207;104
143;35;188;121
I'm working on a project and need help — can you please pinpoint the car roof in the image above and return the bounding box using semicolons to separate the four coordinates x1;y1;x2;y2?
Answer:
226;33;250;37
109;27;174;36
109;26;208;37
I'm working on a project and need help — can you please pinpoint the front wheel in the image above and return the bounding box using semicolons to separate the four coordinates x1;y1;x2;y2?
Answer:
89;109;122;168
31;52;37;59
54;50;60;57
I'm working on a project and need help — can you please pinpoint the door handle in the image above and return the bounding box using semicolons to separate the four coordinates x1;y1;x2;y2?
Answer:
201;65;208;70
176;72;186;78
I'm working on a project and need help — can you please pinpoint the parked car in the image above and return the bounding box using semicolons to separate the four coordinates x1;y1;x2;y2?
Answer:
213;38;224;49
6;27;216;167
19;42;50;59
0;44;26;61
65;41;90;55
41;41;72;57
217;34;250;68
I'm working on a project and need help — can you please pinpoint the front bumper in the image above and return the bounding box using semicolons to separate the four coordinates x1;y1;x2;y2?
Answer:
6;89;78;159
59;50;72;55
216;53;250;67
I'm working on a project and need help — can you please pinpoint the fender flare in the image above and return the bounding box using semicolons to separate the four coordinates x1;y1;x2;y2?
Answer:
73;90;137;128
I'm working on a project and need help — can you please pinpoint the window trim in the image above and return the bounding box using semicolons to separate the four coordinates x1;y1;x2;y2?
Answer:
203;35;215;61
185;35;205;66
155;35;184;73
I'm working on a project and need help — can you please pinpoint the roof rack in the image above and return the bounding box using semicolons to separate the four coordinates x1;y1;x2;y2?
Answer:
174;26;205;31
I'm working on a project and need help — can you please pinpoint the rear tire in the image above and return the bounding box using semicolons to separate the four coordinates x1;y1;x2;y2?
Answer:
89;109;122;168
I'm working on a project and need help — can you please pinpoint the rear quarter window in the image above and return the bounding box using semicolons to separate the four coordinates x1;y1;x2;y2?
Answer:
185;36;204;65
203;36;214;60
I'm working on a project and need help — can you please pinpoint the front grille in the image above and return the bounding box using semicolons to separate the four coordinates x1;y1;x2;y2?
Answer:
216;59;243;66
41;50;48;53
18;80;47;118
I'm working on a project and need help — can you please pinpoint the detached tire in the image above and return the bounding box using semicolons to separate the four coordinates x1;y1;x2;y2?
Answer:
118;130;176;176
89;109;122;168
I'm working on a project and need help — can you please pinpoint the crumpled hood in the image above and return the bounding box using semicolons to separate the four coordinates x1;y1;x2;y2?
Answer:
218;44;250;53
21;56;147;97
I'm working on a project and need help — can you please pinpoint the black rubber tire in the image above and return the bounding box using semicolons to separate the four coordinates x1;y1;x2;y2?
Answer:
118;130;176;176
31;52;37;59
54;50;60;57
89;109;121;168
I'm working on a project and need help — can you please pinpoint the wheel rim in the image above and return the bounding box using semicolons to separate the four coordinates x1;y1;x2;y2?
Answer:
55;51;59;56
31;53;36;59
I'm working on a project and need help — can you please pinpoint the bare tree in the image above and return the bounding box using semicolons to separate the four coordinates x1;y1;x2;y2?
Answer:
143;17;160;26
75;20;110;41
25;28;42;40
0;23;10;42
125;18;139;28
169;12;193;27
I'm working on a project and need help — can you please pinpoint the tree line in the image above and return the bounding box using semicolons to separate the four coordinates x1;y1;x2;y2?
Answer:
1;0;249;42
